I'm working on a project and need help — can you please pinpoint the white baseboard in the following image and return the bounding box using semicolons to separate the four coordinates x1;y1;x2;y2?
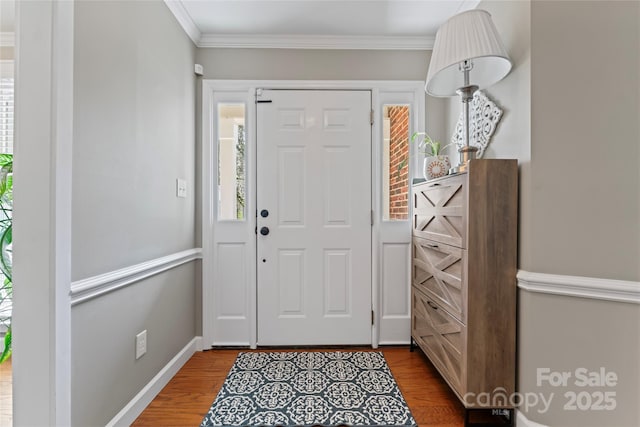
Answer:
516;410;549;427
106;336;203;427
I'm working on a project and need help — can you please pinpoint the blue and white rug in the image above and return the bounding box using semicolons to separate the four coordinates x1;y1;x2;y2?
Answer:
201;351;417;427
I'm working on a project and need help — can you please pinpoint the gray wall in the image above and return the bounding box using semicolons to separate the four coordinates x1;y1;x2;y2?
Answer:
519;291;640;427
524;2;639;425
196;48;428;81
470;1;639;426
71;1;197;425
73;0;196;279
71;264;196;426
530;0;639;282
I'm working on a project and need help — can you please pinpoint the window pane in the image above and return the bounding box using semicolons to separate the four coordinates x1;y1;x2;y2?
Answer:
0;74;13;154
383;105;409;221
217;103;246;220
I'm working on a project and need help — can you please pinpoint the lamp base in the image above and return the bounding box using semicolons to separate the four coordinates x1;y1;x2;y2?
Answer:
449;145;478;175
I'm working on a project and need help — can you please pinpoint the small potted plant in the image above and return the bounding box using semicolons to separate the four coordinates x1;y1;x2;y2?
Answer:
411;132;453;180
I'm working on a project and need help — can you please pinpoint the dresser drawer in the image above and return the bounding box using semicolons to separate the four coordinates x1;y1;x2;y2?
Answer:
412;287;465;397
413;174;466;248
412;237;466;323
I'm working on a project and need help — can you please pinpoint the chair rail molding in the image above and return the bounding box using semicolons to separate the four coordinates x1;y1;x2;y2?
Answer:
517;270;640;304
70;248;202;306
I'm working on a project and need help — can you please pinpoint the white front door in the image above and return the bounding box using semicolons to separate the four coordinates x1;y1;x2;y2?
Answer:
256;89;372;345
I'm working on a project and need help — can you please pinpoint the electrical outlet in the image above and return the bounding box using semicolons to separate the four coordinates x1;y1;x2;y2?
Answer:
176;178;187;198
135;330;147;360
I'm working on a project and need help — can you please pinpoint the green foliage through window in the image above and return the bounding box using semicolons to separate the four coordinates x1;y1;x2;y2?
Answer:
236;124;245;220
0;153;13;363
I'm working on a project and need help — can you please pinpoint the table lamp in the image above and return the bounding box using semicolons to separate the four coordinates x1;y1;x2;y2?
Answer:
425;9;512;174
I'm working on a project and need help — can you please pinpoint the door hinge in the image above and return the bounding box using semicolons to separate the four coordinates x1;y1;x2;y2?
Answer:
370;110;374;125
371;210;374;226
371;310;375;325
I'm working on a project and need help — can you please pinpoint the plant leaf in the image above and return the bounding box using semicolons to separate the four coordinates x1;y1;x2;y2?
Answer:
410;131;424;143
0;154;12;170
0;225;11;281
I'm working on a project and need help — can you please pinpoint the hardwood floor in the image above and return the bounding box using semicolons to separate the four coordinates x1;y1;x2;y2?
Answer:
0;357;11;427
133;346;465;427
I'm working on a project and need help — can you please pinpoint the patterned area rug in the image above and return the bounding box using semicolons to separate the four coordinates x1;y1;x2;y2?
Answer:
201;351;416;427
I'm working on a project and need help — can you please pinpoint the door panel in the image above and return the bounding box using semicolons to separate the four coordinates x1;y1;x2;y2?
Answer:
257;90;372;345
324;249;351;315
278;249;305;316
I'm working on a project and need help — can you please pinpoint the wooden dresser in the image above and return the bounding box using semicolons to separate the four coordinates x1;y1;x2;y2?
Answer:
411;159;518;410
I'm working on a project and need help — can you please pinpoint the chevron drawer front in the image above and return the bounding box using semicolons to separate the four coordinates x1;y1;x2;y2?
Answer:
412;286;465;396
411;159;518;409
412;173;466;248
412;237;465;323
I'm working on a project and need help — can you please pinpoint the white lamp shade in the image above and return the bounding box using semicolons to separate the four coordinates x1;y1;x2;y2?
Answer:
425;9;512;97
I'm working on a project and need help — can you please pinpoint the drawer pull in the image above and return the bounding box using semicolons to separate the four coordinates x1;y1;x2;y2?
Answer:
426;243;439;249
427;301;439;310
428;183;441;187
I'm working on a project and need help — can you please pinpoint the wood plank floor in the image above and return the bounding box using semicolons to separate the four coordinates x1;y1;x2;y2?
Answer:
133;346;465;427
0;357;11;427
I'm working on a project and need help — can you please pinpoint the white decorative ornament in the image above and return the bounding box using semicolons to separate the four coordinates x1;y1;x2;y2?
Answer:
452;90;503;158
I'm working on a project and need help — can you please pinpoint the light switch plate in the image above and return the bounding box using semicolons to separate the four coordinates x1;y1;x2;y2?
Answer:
135;330;147;360
176;178;187;198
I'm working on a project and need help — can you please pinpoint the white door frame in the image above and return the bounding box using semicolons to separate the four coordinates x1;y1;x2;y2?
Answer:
202;80;425;349
13;1;74;424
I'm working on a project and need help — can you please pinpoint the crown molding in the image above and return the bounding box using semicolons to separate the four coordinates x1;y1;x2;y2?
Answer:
163;0;200;45
197;33;434;50
0;32;15;47
164;0;434;50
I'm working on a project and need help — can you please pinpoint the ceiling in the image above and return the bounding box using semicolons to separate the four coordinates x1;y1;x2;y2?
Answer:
0;1;481;50
166;0;480;49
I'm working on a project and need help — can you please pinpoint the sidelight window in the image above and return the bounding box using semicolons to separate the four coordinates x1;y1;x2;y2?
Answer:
382;105;410;221
217;103;246;221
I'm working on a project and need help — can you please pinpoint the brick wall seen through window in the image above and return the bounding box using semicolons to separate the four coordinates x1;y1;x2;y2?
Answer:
387;106;409;220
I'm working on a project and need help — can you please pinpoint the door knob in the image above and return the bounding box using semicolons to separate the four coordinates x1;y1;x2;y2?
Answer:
260;227;270;236
260;209;269;218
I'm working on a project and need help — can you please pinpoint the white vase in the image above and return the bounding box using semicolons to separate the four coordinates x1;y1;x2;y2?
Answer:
423;155;451;180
